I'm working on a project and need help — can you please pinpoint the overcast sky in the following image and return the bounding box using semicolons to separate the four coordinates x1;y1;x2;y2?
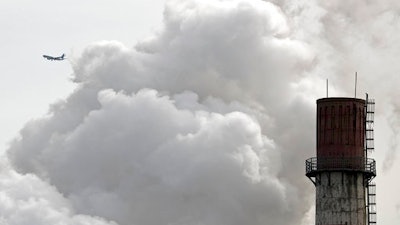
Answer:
1;0;400;225
0;0;164;150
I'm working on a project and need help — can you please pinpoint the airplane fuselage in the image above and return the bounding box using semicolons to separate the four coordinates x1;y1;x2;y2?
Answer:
43;54;65;61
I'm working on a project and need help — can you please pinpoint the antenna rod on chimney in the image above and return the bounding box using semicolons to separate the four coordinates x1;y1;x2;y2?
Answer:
355;72;358;98
326;79;329;98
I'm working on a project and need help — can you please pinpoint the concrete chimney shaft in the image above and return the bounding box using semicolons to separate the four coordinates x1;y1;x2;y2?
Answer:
306;97;376;225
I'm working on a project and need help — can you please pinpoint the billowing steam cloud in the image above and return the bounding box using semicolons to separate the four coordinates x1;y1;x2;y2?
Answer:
4;0;400;224
0;158;117;225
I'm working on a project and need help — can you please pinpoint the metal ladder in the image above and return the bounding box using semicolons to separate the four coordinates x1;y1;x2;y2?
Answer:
365;96;375;153
365;94;376;225
368;183;377;224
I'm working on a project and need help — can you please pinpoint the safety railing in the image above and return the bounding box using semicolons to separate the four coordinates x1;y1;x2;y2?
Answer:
305;157;376;177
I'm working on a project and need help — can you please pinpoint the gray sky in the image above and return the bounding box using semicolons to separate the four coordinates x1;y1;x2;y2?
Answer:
1;0;400;225
0;0;164;150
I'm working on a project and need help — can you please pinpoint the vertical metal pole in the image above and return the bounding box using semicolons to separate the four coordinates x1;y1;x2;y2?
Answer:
367;184;370;225
365;93;368;160
326;79;328;98
355;72;358;98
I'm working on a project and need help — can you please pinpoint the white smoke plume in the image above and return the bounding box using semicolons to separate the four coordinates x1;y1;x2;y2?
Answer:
4;0;400;224
0;158;117;225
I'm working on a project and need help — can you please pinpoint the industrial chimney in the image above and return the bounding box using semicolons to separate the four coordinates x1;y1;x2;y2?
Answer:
306;95;376;225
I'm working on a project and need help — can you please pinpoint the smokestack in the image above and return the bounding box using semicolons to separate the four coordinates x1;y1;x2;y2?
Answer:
305;95;377;225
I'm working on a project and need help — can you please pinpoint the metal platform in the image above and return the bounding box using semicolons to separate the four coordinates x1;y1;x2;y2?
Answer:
305;157;376;179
